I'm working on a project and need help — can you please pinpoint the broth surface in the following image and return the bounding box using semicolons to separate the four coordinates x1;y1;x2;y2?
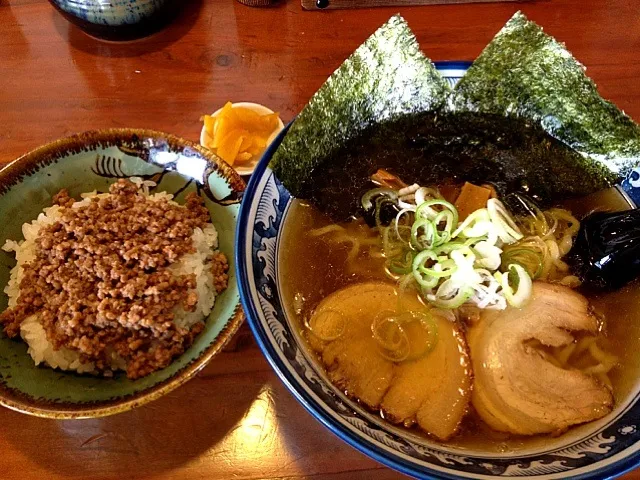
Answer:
279;199;640;452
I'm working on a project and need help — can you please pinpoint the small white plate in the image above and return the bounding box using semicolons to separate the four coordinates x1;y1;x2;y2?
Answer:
200;102;285;177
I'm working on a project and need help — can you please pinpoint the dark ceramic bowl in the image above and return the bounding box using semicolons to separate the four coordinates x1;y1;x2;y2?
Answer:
48;0;180;40
0;129;245;418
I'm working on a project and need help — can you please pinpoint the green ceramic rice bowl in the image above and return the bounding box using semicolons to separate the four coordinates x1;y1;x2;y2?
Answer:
0;129;245;418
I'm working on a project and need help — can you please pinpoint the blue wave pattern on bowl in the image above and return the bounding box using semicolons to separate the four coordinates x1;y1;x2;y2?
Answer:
621;168;640;206
51;0;166;26
237;65;640;479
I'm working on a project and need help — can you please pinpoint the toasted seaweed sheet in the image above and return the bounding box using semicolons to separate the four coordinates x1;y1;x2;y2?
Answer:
304;112;604;220
270;12;640;218
270;15;450;197
452;11;640;179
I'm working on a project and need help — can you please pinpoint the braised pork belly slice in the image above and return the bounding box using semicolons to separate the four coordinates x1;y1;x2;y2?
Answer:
307;282;471;440
468;282;613;435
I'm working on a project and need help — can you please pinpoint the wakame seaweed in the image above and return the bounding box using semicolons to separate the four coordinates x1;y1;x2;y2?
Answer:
567;209;640;290
302;112;610;220
270;15;450;198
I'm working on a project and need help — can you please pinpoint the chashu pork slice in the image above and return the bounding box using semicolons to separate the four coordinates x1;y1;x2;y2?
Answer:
380;314;472;440
468;282;613;436
307;282;472;440
306;282;395;408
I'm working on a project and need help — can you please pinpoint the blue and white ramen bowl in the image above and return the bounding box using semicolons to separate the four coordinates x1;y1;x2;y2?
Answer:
236;64;640;479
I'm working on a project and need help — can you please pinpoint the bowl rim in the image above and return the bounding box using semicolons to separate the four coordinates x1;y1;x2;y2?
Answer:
0;128;246;419
236;117;640;479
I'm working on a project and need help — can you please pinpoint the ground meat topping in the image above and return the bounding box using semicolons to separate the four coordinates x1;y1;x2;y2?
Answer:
0;179;227;379
211;252;229;294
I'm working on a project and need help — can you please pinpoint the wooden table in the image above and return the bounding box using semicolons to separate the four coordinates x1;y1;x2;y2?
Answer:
1;1;639;479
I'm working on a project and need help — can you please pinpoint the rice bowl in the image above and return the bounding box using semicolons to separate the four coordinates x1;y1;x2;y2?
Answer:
3;177;227;376
0;129;243;418
2;177;228;379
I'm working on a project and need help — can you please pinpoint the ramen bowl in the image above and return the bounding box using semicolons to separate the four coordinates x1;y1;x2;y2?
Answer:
0;129;245;418
236;69;640;479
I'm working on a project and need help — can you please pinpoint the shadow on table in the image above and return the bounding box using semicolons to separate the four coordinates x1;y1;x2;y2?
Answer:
51;0;204;58
0;357;265;478
1;2;30;62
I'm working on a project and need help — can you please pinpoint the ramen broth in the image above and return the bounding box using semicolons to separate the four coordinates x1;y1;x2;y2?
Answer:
278;197;640;451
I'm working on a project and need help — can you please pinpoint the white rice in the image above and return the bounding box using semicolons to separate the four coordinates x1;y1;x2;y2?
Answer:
2;180;220;374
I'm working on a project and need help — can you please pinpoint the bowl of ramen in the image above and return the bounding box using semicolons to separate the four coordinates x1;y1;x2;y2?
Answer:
0;129;245;418
237;61;640;478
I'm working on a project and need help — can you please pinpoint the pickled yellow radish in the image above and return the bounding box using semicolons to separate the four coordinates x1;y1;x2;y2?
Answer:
202;102;281;167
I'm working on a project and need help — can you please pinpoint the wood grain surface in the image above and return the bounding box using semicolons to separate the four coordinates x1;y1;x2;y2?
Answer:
1;0;639;479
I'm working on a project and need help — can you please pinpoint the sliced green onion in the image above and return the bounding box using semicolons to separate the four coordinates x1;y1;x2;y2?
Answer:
451;209;490;238
432;210;455;244
411;218;437;250
412;250;440;288
416;199;458;225
432;238;480;255
379;183;535;312
393;213;414;244
371;311;410;362
499;264;532;308
501;245;544;279
487;198;523;244
419;260;457;279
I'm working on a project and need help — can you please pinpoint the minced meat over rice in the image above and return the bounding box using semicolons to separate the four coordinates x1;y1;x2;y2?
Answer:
0;179;228;379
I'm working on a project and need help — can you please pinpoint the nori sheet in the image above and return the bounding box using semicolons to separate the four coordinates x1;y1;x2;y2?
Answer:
269;15;450;198
452;11;640;179
269;12;640;217
304;112;605;220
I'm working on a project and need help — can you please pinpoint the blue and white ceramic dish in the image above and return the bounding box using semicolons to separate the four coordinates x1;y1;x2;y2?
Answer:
48;0;177;40
237;64;640;479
